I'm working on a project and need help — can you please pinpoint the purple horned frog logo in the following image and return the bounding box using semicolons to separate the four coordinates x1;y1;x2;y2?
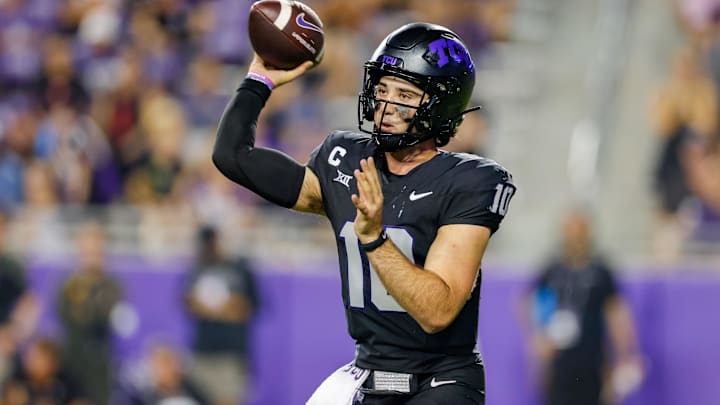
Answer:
425;37;474;71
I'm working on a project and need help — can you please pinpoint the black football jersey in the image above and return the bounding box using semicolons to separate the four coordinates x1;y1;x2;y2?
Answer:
307;131;516;374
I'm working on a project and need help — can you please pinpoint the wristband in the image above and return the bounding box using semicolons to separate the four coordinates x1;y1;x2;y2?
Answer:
246;72;275;91
360;228;388;252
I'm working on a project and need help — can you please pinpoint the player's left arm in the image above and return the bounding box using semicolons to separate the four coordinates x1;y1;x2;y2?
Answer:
371;224;490;334
352;157;494;334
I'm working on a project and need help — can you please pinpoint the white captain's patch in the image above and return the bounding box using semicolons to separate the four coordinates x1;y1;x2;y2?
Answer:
328;145;347;166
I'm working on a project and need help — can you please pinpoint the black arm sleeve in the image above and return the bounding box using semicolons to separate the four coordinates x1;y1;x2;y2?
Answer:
212;78;306;208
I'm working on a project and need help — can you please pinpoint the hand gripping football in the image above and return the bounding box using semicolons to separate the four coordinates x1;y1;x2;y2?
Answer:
248;0;325;69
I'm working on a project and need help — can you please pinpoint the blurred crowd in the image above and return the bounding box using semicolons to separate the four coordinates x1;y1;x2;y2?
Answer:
649;0;720;259
0;0;509;258
1;214;259;405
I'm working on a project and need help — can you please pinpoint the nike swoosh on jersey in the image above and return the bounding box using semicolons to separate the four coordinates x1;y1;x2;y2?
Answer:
430;377;457;388
409;191;433;201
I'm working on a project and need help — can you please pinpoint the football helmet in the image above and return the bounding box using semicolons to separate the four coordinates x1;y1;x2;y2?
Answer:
358;22;479;151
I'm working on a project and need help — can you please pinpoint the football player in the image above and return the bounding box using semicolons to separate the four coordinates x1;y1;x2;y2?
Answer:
213;23;516;405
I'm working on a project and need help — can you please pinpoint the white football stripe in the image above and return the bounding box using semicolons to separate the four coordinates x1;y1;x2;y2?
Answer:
274;0;293;30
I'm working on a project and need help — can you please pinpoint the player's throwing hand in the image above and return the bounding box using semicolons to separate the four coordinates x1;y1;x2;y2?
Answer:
248;53;315;88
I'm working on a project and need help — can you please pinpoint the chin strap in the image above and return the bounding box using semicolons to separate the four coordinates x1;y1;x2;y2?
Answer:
457;105;482;116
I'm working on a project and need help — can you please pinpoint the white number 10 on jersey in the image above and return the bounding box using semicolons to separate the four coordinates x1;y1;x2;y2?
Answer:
339;222;415;312
489;183;515;216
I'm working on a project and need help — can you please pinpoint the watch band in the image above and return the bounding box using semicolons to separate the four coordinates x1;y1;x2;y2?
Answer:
360;228;388;252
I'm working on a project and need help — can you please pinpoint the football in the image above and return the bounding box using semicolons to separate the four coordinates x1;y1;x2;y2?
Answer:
248;0;325;69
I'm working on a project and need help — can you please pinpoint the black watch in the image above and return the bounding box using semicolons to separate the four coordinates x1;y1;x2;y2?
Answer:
360;228;388;252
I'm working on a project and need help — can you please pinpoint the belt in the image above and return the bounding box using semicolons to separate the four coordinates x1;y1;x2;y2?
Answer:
361;370;415;394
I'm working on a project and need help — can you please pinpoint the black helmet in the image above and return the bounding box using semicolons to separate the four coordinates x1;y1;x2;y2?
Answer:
358;22;478;151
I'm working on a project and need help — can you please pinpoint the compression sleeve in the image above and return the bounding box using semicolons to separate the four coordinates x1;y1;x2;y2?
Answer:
212;78;306;208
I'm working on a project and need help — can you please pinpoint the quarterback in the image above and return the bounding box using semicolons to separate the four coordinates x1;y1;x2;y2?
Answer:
213;22;516;405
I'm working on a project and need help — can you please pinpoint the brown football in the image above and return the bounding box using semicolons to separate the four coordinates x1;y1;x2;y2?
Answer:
248;0;325;69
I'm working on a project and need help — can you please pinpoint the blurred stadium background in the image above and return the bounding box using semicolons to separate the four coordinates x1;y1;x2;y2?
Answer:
0;0;719;404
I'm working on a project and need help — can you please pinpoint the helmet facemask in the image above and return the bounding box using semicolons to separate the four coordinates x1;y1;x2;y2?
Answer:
358;65;452;152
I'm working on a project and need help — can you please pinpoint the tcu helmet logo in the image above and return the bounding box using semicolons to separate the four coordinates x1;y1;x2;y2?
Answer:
381;55;401;67
425;38;474;70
